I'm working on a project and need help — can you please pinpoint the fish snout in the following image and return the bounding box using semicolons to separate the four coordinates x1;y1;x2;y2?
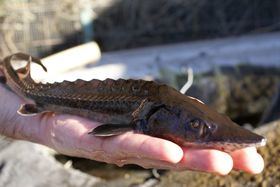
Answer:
207;121;267;151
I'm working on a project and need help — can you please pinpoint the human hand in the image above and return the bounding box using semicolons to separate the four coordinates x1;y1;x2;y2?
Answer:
0;80;264;175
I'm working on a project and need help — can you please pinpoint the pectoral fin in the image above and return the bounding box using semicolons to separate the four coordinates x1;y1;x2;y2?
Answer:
17;104;41;116
89;124;133;137
0;76;6;84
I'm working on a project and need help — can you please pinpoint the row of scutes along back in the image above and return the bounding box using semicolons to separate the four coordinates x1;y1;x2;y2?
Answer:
26;78;162;97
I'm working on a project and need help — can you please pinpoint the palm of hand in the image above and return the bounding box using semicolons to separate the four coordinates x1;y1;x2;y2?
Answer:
0;75;264;175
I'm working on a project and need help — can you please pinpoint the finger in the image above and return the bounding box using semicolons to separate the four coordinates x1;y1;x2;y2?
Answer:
119;148;234;174
43;114;184;164
177;148;233;175
40;114;236;175
94;132;184;164
231;147;264;174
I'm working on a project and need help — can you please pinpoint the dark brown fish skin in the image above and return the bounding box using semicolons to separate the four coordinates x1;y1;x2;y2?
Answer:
0;53;266;152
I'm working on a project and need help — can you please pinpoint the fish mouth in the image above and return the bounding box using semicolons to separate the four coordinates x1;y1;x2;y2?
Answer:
183;138;267;153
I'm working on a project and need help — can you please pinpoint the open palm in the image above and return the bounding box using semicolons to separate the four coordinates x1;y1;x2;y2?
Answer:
0;81;264;175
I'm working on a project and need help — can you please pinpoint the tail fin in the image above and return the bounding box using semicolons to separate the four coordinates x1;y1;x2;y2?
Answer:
3;53;47;86
9;53;47;72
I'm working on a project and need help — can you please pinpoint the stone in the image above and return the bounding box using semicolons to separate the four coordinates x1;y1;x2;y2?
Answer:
0;139;101;187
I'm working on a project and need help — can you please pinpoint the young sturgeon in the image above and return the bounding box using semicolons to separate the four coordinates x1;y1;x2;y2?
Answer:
0;53;266;152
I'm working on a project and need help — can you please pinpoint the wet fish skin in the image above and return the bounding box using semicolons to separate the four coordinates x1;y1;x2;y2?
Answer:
0;53;266;152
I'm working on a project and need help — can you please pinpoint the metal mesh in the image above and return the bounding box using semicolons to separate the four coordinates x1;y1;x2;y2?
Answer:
0;0;82;57
1;0;280;56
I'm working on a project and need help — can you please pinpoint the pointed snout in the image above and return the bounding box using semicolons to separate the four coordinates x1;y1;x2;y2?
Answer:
208;121;266;151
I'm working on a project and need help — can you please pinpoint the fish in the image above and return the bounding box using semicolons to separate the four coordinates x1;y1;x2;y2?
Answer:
0;53;266;152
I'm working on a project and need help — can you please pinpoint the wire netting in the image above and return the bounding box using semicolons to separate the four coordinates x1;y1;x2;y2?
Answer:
0;0;279;56
0;0;82;57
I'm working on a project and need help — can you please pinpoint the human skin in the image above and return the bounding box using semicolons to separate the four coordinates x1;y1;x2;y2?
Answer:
0;72;264;175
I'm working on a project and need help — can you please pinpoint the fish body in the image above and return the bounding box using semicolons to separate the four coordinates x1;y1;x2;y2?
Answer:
0;53;266;152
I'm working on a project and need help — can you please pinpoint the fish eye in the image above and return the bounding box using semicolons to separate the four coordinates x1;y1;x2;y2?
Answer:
189;119;211;138
190;119;201;129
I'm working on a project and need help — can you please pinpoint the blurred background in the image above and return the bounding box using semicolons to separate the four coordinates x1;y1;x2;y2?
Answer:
1;0;280;56
0;0;279;187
